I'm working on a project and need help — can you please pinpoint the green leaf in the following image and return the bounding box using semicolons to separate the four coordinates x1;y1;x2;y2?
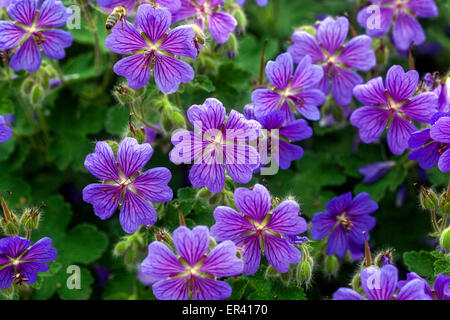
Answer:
61;223;109;264
0;99;14;114
56;266;95;300
105;105;130;135
403;250;435;278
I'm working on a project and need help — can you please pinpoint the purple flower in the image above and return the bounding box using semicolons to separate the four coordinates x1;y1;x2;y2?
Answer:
211;184;308;274
236;0;268;6
0;0;73;72
244;105;313;170
96;0;181;12
169;98;260;194
144;125;161;144
359;161;396;184
0;0;9;8
0;237;56;289
350;65;438;155
398;272;450;300
408;112;450;172
333;264;432;300
311;192;377;259
357;0;438;51
173;0;237;44
251;53;325;122
105;5;198;93
287;16;376;107
0;115;13;143
140;226;243;300
82;137;173;233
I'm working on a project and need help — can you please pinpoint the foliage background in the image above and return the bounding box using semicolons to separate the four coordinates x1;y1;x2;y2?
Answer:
0;0;449;300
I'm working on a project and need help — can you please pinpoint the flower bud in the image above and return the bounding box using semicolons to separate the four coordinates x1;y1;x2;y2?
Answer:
1;219;19;237
113;84;135;105
440;226;450;251
20;203;45;232
197;187;212;199
419;187;438;210
154;228;174;248
439;191;450;214
171;111;185;128
234;6;247;31
162;113;173;132
226;33;238;58
20;78;34;95
190;24;206;46
113;240;129;256
324;255;339;277
351;272;361;291
124;243;138;265
296;259;313;285
30;84;45;105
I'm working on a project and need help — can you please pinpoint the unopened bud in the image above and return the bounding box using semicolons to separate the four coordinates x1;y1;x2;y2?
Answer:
124;243;138;265
440;226;450;251
171;111;185;128
2;219;19;237
325;255;339;277
114;84;135;105
296;259;313;285
113;240;129;256
20;204;44;231
234;6;247;31
197;187;212;199
419;187;438;210
162;114;173;132
439;191;450;214
21;78;34;95
226;33;238;59
351;272;361;291
154;229;174;248
30;84;45;105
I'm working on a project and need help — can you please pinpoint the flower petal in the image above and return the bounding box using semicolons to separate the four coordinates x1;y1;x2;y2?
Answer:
192;277;232;300
208;12;237;44
154;54;194;94
199;241;243;277
0;116;13;143
84;141;120;181
310;212;335;240
40;29;72;60
360;265;398;300
400;92;438;123
396;279;432;300
160;25;197;58
187;98;226;131
0;21;26;51
357;5;394;38
430;117;450;143
267;200;307;235
438;148;450;172
326;225;349;258
338;35;375;71
189;156;225;195
407;0;438;18
287;31;325;64
353;77;388;106
333;288;365;300
234;184;271;223
265;53;293;90
387;113;417;155
119;190;157;233
291;55;324;91
141;241;185;278
82;183;121;220
211;206;253;241
117;137;153;178
113;54;151;89
22;237;56;263
263;233;301;273
131;168;173;203
7;0;37;25
280;119;313;141
292;89;326;120
350;106;389;143
252;89;283;120
105;21;147;54
224;144;260;184
393;11;426;50
135;4;171;43
36;0;72;28
331;67;363;106
317;16;349;55
9;36;42;72
386;65;419;102
235;234;261;275
152;277;189;300
173;226;210;266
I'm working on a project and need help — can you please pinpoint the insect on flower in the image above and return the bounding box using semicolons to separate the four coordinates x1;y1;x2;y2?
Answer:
105;5;127;31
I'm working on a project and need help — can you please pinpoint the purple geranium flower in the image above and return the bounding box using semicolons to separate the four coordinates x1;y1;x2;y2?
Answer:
351;65;438;155
0;237;56;289
173;0;237;44
105;5;198;93
357;0;438;51
244;105;313;170
211;184;308;274
82;137;173;233
140;226;243;300
96;0;181;13
169;98;260;194
359;161;396;184
251;53;325;122
236;0;268;6
0;115;13;143
333;264;432;300
287;16;376;107
398;272;450;300
0;0;73;72
434;78;450;113
311;192;377;259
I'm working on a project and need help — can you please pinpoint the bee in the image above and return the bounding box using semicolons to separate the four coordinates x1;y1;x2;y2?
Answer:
105;5;127;31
